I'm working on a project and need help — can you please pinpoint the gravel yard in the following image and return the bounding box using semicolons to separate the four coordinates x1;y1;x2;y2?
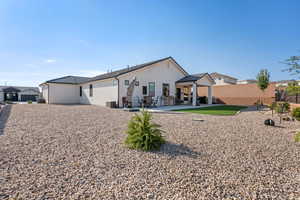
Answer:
0;104;299;199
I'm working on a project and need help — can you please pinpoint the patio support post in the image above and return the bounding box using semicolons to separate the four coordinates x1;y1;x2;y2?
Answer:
192;83;197;106
208;86;212;104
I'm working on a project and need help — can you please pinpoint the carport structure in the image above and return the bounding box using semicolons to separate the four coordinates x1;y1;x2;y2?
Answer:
176;73;215;106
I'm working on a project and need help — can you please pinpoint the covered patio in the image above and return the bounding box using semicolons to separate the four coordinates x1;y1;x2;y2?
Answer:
175;73;215;106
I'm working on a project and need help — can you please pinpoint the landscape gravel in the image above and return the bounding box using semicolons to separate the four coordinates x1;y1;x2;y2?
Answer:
0;104;299;199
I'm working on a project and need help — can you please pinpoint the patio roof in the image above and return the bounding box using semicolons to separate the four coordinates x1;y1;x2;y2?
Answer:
176;73;206;83
176;73;215;84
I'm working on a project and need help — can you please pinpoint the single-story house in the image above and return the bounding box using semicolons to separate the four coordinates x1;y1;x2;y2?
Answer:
40;57;215;107
0;86;40;102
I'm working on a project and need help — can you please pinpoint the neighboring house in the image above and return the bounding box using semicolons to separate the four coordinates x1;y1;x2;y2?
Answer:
237;79;258;84
274;79;298;87
40;57;215;107
0;86;40;102
210;72;237;85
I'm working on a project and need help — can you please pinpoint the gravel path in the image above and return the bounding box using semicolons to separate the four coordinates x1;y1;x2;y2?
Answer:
0;104;299;200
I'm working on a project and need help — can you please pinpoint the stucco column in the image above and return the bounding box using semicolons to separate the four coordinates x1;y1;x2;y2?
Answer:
192;83;197;106
208;86;212;104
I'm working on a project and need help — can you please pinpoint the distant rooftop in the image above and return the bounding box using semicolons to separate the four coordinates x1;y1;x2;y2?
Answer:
0;86;39;92
210;72;238;80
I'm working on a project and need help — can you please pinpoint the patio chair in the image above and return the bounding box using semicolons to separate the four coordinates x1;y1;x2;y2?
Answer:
122;96;132;108
144;96;153;107
135;96;144;108
152;96;160;107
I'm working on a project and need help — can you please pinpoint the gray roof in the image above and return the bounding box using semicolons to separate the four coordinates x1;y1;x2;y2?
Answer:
44;76;91;84
42;57;188;85
0;86;39;93
210;72;238;80
176;73;214;83
88;57;186;82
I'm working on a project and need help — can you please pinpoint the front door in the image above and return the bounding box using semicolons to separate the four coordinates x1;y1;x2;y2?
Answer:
176;88;181;100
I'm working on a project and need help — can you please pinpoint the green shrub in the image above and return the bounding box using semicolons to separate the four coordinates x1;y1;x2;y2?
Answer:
292;107;300;121
4;101;13;104
269;102;277;110
276;102;290;113
125;110;165;151
295;132;300;142
27;100;32;104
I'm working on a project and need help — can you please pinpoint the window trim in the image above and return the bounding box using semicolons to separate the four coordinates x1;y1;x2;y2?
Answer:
148;82;155;97
89;84;93;97
124;80;129;86
162;83;170;97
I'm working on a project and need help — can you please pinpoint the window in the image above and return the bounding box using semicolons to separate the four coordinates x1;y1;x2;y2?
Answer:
89;84;93;97
162;83;170;97
80;86;82;97
113;80;118;86
148;82;155;97
142;86;147;95
125;80;129;86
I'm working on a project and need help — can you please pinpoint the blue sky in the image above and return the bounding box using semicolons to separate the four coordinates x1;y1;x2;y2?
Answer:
1;0;300;86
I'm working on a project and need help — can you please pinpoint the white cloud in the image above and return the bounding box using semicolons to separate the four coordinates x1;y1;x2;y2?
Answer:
44;59;56;63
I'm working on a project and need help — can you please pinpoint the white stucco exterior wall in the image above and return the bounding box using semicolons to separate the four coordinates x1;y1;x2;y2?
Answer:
48;83;80;104
118;59;186;107
214;77;237;85
0;92;4;102
41;85;49;103
79;78;118;106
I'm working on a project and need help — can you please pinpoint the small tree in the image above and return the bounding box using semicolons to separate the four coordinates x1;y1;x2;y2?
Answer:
256;69;270;106
125;110;165;151
286;81;300;103
269;102;277;117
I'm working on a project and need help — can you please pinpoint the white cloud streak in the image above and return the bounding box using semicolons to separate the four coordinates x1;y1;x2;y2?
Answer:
44;59;56;63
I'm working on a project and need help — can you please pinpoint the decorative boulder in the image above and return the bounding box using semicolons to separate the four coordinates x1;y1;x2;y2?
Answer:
264;119;275;126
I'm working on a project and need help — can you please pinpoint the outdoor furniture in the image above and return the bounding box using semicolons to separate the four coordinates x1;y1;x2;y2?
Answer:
144;96;153;107
106;101;117;108
152;96;160;107
122;97;132;108
135;96;144;108
161;96;175;106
